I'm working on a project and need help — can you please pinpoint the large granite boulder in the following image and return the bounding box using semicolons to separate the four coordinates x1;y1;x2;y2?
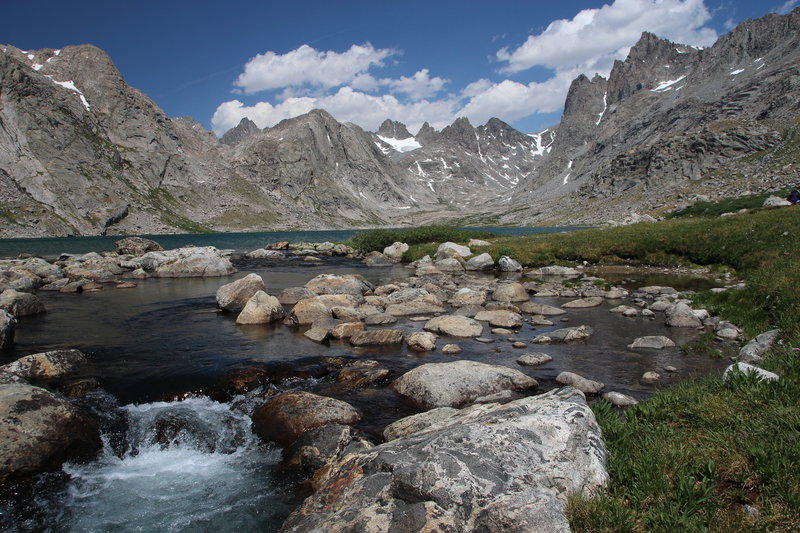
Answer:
0;311;15;350
277;287;317;305
216;273;266;312
252;391;361;447
287;297;333;326
394;360;537;409
739;329;781;364
280;387;608;533
0;289;46;317
435;242;471;259
492;283;528;302
0;349;87;383
115;236;163;256
305;274;370;297
449;288;486;307
382;242;409;259
139;246;235;277
423;315;483;338
235;291;284;324
555;371;605;394
498;256;522;272
465;253;495;271
665;302;703;328
0;383;102;484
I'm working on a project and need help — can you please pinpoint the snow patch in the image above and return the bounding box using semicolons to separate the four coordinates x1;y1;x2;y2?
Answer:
651;75;686;93
27;54;34;60
596;92;607;125
730;68;744;75
32;63;43;71
54;50;61;56
567;160;573;169
377;135;421;153
48;78;91;110
563;173;571;185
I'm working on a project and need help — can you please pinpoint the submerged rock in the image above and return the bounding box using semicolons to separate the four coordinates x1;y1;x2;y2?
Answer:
533;325;594;344
280;387;608;533
393;360;537;409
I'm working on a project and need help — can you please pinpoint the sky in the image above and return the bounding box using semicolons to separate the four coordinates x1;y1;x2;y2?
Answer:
2;0;798;136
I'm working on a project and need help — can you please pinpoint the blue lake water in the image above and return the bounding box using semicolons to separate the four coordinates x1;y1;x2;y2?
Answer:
0;226;585;258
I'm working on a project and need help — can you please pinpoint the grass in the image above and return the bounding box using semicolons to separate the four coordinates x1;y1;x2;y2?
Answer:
347;225;496;253
668;189;793;219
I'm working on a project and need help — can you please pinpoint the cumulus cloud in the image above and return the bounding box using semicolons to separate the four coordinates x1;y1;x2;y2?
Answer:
235;43;395;93
497;0;717;73
382;69;448;100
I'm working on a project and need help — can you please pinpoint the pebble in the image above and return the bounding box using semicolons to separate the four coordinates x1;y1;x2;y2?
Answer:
512;341;527;349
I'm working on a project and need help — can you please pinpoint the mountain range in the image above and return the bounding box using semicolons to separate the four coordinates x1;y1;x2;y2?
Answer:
0;8;798;237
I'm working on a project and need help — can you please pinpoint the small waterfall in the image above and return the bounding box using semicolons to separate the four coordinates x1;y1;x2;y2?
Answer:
3;394;291;533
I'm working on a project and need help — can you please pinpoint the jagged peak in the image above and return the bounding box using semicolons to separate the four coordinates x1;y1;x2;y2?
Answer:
220;117;260;146
377;119;412;140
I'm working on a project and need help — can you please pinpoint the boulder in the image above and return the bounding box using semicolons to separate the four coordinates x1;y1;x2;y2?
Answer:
139;246;235;277
763;195;791;207
498;256;522;272
627;336;676;350
641;371;661;384
519;301;566;316
0;383;102;484
533;325;594;344
449;288;486;307
468;239;492;247
406;331;437;352
465;253;495;271
336;360;390;389
602;392;639;407
383;407;459;441
304;327;330;343
665;302;703;328
474;310;523;329
350;329;404;346
364;313;397;326
382;242;409;259
283;424;371;483
739;329;781;364
235;291;284;324
385;300;446;317
492;283;529;302
394;360;538;409
517;352;553;366
278;287;317;305
423;315;483;338
562;296;604;309
435;242;471;259
251;391;361;447
363;252;394;267
246;248;286;259
306;274;370;297
555;371;604;394
115;236;163;256
216;273;267;312
330;321;365;339
723;362;779;382
280;387;607;533
384;288;430;304
0;311;16;350
0;289;45;317
0;349;86;382
434;257;466;272
441;344;462;355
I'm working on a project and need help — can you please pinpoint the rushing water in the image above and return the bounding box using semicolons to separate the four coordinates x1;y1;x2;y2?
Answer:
0;246;730;532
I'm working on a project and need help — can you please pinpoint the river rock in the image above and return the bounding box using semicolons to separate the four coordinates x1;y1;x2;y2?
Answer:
385;300;446;316
363;252;394;267
465;253;495;271
115;236;163;256
449;288;486;307
441;344;462;355
562;296;604;308
306;274;370;297
498;256;522;272
330;321;365;339
433;257;465;272
627;336;676;350
283;424;372;485
394;360;538;409
0;349;87;383
350;329;404;346
0;269;40;292
556;372;604;394
0;289;45;317
364;313;397;326
436;242;471;259
423;315;483;338
519;301;566;316
723;362;779;382
0;383;102;484
641;371;661;384
739;329;781;364
383;407;460;441
665;302;703;328
336;360;390;388
533;325;594;344
280;387;607;533
252;391;361;447
247;248;286;259
492;282;528;302
474;310;523;329
0;311;16;350
287;297;333;326
277;287;316;305
517;352;553;366
406;331;437;352
216;273;266;312
527;265;582;277
318;294;362;309
304;327;330;343
235;291;284;324
139;246;235;278
382;242;409;259
602;391;639;407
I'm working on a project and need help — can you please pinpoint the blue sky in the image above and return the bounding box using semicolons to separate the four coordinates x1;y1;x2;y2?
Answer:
2;0;797;136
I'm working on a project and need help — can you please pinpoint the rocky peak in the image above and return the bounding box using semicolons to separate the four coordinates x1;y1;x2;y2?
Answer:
481;117;531;145
415;122;439;146
221;117;260;145
377;119;412;140
440;117;479;152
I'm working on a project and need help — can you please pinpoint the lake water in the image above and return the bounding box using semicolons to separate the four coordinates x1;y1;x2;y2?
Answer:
0;237;730;532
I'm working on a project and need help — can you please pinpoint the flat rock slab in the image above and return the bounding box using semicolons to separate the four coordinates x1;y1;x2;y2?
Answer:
0;349;87;382
562;297;604;309
533;325;594;344
517;352;553;366
350;329;404;346
519;302;566;316
627;336;676;350
474;310;523;328
252;391;360;447
280;387;608;533
423;315;483;338
394;360;538;409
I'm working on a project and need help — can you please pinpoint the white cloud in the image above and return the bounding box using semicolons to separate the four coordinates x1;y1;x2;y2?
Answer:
382;69;448;100
776;0;799;14
235;43;395;93
497;0;717;73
